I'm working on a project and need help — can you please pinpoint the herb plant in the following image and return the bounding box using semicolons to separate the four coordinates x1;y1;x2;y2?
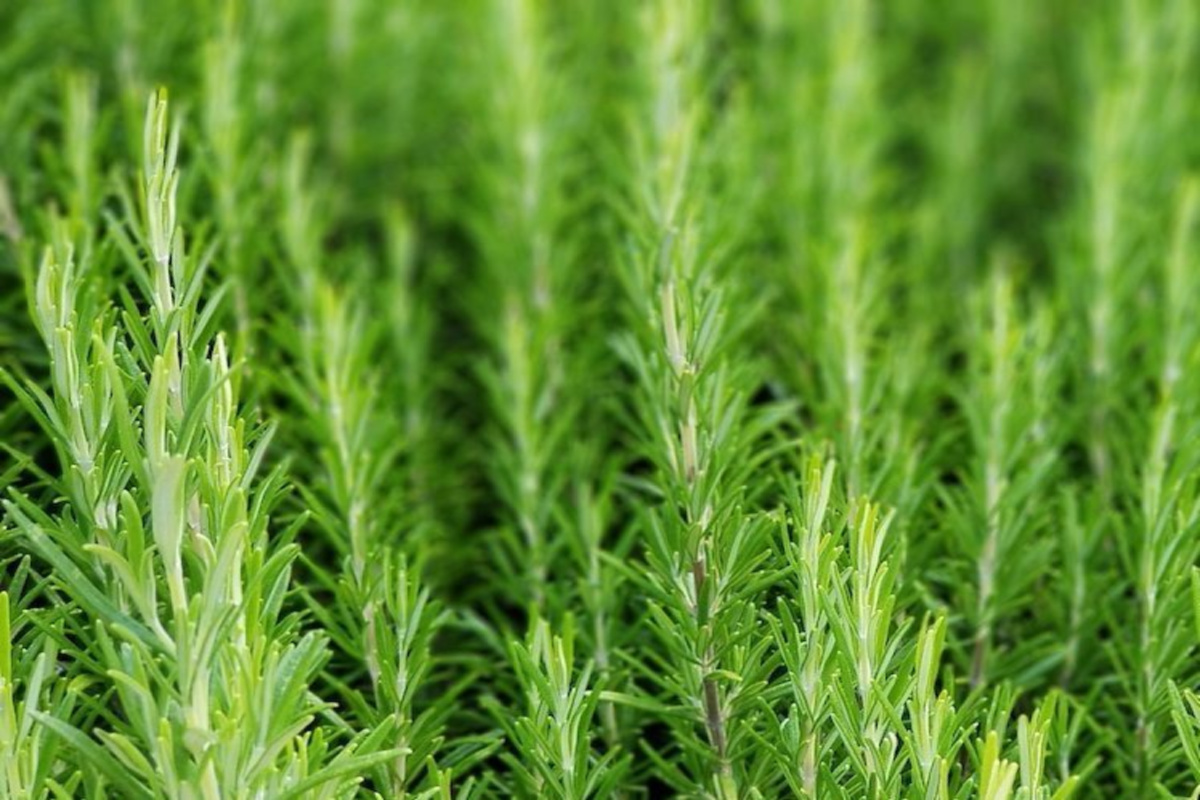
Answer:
2;0;1199;797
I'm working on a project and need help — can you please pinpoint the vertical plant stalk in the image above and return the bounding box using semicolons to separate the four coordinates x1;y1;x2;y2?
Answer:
202;0;255;353
971;272;1013;688
775;457;838;797
950;265;1058;689
821;0;878;501
661;273;729;775
1131;179;1200;791
384;206;441;559
1080;0;1190;498
278;142;445;796
619;3;758;794
768;0;890;505
574;480;621;751
1083;97;1120;497
649;53;740;798
838;499;905;788
479;0;566;612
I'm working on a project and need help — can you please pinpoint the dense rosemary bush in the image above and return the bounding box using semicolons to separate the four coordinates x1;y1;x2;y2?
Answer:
1;0;1198;797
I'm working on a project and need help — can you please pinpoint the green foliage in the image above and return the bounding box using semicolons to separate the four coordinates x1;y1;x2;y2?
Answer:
2;0;1200;797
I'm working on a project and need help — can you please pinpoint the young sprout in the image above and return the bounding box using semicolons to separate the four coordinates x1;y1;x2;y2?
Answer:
493;617;628;798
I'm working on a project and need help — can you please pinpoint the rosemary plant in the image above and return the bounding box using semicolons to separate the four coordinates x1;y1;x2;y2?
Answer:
471;0;573;614
273;137;458;797
2;0;1200;796
5;91;393;799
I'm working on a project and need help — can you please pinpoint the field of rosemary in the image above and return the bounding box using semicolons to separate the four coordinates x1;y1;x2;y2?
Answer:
2;0;1199;797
